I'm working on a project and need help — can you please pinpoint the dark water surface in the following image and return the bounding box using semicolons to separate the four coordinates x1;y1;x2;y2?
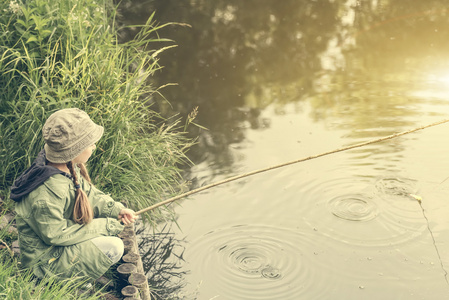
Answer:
122;1;449;299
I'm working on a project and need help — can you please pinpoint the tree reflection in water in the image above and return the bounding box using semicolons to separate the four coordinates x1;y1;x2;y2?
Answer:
117;0;449;172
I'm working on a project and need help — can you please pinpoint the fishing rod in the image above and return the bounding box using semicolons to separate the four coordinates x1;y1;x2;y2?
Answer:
135;118;449;216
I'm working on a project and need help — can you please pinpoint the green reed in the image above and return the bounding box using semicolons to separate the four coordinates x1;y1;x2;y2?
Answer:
0;254;102;299
0;0;193;222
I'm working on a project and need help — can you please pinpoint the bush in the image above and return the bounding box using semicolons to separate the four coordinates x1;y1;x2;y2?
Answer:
0;0;193;222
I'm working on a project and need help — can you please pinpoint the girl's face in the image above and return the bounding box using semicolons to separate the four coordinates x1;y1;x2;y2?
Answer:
73;144;96;164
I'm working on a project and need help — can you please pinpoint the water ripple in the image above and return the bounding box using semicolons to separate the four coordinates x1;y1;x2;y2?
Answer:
328;193;378;221
302;176;427;247
185;224;336;300
375;177;418;197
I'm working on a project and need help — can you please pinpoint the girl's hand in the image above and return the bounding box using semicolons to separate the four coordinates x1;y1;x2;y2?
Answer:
118;208;138;225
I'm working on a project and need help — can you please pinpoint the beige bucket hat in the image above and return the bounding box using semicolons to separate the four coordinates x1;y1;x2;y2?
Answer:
43;108;104;163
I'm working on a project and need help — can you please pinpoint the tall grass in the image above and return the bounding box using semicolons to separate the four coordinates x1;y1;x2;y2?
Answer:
0;0;193;222
0;253;102;299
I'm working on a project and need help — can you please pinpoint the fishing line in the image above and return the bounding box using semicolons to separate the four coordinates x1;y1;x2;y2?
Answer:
136;118;449;215
410;194;449;286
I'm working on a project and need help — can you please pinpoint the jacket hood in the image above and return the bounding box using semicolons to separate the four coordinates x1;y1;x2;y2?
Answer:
10;149;65;202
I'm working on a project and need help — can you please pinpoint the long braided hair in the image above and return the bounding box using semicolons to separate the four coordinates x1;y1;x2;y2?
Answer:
66;161;94;224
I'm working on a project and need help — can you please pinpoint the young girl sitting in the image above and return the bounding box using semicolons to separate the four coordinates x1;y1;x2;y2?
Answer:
10;108;137;280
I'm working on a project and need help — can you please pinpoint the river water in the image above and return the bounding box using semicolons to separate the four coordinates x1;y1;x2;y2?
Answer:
121;1;449;299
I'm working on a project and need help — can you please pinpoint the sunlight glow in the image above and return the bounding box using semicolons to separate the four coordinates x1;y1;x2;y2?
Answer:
409;70;449;101
430;72;449;87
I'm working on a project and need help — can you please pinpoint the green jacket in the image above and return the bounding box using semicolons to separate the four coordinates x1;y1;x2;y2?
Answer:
15;172;125;280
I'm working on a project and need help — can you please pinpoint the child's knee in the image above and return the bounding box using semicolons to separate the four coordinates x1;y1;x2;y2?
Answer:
92;236;124;264
105;237;124;264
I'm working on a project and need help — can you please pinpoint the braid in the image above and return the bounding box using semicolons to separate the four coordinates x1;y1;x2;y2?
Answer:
67;161;94;224
77;163;92;183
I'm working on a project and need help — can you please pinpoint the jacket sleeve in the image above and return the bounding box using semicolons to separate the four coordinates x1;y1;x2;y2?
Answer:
85;183;125;219
28;198;124;247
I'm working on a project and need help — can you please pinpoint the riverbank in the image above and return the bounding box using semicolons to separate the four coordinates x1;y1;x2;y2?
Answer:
0;0;192;298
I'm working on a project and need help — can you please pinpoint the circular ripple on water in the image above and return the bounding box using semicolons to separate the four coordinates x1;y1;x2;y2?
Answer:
302;176;427;247
185;224;336;300
375;177;418;198
328;193;378;222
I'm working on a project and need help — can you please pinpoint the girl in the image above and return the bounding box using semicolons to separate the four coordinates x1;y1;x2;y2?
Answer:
10;108;137;280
